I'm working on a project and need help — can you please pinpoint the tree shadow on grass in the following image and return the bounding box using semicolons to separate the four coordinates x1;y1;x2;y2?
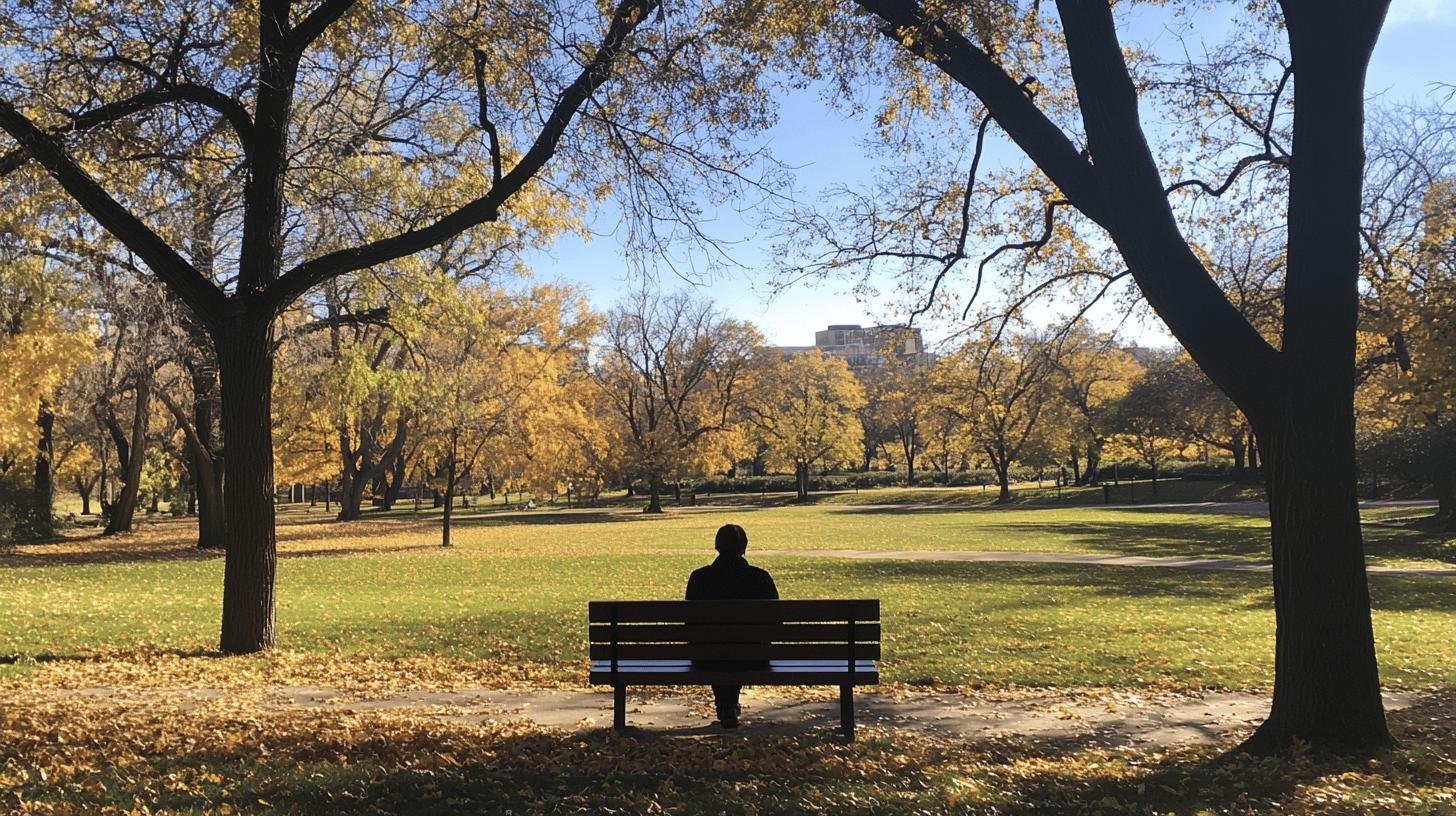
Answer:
776;557;1273;605
781;550;1456;613
828;514;1275;559
1361;516;1456;564
0;535;446;568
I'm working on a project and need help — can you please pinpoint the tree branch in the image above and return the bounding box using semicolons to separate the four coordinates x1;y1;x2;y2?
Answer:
473;48;504;187
265;0;660;315
1054;0;1279;413
855;0;1107;223
0;98;227;330
290;0;360;51
0;84;253;179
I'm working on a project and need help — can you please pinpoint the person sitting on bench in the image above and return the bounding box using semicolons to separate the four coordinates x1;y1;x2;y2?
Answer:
685;523;779;729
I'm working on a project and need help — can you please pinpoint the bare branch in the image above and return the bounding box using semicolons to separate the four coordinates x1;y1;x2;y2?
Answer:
472;48;504;187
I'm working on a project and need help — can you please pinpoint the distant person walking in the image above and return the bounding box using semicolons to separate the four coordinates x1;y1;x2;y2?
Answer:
685;523;778;729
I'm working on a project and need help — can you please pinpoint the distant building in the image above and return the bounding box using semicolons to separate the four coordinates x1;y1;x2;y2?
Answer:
779;324;934;368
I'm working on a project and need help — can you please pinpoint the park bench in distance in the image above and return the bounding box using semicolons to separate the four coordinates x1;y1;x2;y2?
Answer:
588;599;880;739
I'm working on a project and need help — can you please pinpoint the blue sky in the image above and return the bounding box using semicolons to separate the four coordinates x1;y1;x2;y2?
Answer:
522;0;1456;350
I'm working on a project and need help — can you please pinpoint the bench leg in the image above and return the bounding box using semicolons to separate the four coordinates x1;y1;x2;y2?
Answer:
840;684;854;741
614;684;627;730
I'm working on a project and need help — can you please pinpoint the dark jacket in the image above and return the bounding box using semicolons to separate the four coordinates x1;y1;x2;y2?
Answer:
686;553;779;602
685;553;778;670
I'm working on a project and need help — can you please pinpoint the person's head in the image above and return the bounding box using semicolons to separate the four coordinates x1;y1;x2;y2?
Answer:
714;523;748;556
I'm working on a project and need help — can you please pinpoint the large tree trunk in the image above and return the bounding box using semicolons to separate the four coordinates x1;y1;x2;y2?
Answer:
1085;439;1102;485
1232;3;1391;753
795;462;809;501
217;321;276;655
989;444;1012;502
31;401;55;539
645;478;664;513
1241;409;1388;753
104;380;150;536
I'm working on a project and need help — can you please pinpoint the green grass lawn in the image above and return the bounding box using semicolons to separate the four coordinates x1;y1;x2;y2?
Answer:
5;501;1456;815
4;504;1453;690
273;485;1455;564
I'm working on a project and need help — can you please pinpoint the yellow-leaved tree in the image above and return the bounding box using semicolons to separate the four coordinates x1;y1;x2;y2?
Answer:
0;257;91;540
591;291;762;513
752;350;864;500
414;276;594;546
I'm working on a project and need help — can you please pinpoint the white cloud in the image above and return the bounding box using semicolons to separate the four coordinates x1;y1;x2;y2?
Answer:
1387;0;1456;26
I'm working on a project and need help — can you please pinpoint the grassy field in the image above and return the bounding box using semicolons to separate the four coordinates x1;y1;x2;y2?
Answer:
4;501;1453;689
4;498;1455;814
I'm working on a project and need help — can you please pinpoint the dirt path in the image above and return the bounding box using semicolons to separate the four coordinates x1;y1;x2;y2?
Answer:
44;685;1423;749
752;548;1456;575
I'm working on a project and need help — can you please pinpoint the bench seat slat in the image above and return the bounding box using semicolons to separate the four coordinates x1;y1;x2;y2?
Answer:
590;659;878;686
590;643;879;661
588;599;878;623
589;623;880;643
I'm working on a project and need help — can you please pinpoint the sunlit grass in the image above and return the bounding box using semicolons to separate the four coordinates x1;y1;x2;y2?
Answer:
3;504;1453;689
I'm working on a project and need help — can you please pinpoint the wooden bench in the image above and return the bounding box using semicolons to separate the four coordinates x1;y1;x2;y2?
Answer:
588;599;880;739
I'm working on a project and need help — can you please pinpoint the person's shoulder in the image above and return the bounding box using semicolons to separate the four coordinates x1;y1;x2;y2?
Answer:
746;563;776;582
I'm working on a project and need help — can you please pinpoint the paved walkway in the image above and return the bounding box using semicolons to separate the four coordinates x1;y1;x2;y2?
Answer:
824;499;1438;516
753;548;1456;575
102;685;1407;749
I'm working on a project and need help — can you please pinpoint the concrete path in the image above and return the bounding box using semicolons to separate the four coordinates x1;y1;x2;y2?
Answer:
753;548;1456;575
825;499;1438;516
259;686;1420;749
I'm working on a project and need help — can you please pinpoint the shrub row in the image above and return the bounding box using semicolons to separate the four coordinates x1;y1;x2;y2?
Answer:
672;459;1252;494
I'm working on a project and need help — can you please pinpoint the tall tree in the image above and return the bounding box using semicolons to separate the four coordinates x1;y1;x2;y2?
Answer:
593;291;761;513
822;0;1396;751
935;329;1059;502
415;279;593;546
1050;327;1140;484
752;350;865;500
0;0;708;653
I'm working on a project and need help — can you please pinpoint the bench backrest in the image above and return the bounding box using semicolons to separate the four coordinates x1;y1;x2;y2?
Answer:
588;599;880;664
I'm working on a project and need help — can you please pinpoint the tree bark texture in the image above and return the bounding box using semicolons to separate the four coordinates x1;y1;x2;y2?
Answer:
380;452;407;511
104;380;150;535
76;477;93;516
190;358;227;549
31;402;55;539
217;320;276;654
158;384;226;549
1242;409;1387;752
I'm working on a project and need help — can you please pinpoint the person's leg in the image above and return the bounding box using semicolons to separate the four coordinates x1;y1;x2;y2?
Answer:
712;685;742;727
